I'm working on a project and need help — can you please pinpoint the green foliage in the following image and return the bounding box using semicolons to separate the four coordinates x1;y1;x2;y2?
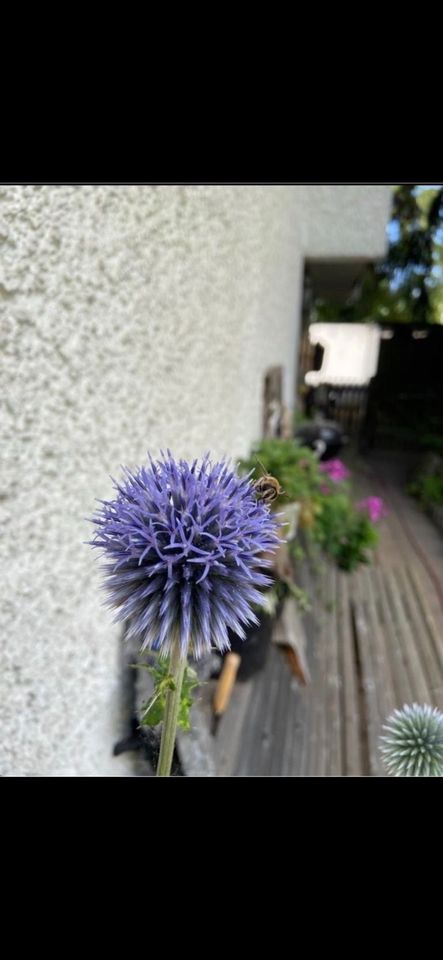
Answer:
293;409;313;427
377;185;443;326
290;542;306;563
240;438;379;573
313;492;379;571
314;185;443;326
138;658;200;732
239;438;322;506
409;471;443;507
269;576;311;614
412;415;443;455
419;433;443;455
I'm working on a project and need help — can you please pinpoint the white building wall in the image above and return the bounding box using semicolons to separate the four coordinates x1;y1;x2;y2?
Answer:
0;184;391;776
296;184;392;258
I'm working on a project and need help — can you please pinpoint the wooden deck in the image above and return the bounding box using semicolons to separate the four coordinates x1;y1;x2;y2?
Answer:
207;456;443;776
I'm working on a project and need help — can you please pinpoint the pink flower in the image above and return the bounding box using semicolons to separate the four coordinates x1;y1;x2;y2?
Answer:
319;459;350;483
320;483;330;495
357;496;387;523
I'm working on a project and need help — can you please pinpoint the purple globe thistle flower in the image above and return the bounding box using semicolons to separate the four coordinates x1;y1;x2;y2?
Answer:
89;452;280;660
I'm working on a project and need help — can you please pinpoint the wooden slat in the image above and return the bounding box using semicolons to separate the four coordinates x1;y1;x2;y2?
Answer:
372;565;413;706
352;571;383;776
269;651;293;777
215;680;254;777
233;653;270;777
282;684;307;777
394;565;443;708
384;568;430;705
295;560;318;777
296;648;316;777
307;569;329;776
361;566;396;718
244;644;282;776
261;648;287;776
337;572;362;776
208;457;443;778
272;602;311;776
325;566;342;776
406;563;443;674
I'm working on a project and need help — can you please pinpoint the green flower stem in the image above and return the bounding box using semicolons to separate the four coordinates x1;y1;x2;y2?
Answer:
156;641;186;777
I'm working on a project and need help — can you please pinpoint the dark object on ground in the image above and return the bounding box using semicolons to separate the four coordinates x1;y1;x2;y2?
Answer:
210;611;276;682
113;716;184;776
231;610;275;681
295;420;346;460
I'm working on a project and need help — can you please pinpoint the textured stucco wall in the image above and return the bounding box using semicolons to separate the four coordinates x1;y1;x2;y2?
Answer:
0;184;391;776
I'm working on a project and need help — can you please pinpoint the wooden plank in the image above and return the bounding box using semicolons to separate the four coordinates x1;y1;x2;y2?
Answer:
307;568;329;777
406;563;443;674
296;643;316;777
282;682;307;776
269;605;300;776
352;571;384;776
272;601;310;776
359;567;395;776
215;680;254;777
294;561;318;777
318;569;336;776
384;568;430;705
381;480;443;591
337;572;362;776
242;644;281;776
362;566;396;718
325;566;342;776
233;652;271;777
372;566;413;706
395;564;443;708
269;650;293;777
260;647;287;776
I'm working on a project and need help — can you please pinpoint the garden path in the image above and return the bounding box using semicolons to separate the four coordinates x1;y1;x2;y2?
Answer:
208;455;443;776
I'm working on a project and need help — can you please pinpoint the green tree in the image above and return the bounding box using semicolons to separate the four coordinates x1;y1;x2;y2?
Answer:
315;185;443;325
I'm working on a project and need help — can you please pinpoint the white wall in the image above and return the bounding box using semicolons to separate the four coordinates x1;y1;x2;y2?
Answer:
0;184;391;776
296;185;392;258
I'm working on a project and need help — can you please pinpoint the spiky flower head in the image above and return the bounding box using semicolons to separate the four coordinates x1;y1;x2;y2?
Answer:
380;703;443;777
89;452;280;660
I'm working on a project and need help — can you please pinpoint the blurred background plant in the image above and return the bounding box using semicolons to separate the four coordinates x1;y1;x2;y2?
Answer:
408;459;443;508
240;438;322;506
240;438;381;573
314;492;379;571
